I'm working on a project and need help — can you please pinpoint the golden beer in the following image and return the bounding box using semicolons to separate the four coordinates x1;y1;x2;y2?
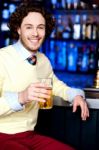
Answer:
38;78;53;109
39;88;53;109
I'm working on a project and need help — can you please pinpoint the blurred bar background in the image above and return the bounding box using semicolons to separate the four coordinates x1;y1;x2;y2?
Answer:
0;0;99;89
0;1;99;150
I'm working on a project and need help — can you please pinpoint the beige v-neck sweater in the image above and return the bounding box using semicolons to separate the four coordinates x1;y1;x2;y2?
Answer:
0;45;69;134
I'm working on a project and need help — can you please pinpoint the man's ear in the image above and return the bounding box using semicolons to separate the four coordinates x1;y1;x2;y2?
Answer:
17;28;20;35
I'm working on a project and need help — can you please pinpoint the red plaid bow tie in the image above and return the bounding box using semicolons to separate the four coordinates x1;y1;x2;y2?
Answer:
27;55;37;65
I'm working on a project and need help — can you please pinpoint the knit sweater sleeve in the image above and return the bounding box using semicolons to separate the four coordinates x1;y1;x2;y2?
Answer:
0;61;15;116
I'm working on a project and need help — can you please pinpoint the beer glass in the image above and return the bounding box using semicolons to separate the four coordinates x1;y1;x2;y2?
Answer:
38;78;53;109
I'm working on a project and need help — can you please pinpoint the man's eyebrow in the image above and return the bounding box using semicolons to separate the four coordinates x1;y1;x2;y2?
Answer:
38;24;46;26
24;24;33;26
24;24;45;26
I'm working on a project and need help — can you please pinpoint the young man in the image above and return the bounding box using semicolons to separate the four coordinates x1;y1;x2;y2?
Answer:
0;1;89;150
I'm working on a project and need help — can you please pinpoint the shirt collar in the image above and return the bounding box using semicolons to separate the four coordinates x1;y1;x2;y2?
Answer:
13;40;37;60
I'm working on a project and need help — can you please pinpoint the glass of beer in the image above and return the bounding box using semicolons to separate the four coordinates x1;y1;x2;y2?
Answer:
38;78;53;109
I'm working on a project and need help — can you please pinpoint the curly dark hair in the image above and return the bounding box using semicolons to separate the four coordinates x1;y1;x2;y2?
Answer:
8;1;56;40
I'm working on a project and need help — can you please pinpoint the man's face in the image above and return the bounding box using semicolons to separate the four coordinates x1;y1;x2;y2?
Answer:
17;12;46;53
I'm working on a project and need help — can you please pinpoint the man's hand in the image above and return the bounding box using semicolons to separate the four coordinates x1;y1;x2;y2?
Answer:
72;95;89;121
18;82;51;105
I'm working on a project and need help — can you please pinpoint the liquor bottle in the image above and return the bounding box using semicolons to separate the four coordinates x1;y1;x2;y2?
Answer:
80;45;89;72
73;0;79;10
77;46;83;71
56;0;63;9
61;0;67;9
67;43;78;71
64;0;68;10
89;45;96;71
85;18;92;40
56;41;67;70
9;3;16;14
73;14;81;40
51;0;57;9
81;14;87;40
1;3;9;31
92;4;99;10
80;1;87;10
3;32;10;46
56;15;64;38
66;0;73;10
49;40;56;69
62;16;73;39
92;18;98;40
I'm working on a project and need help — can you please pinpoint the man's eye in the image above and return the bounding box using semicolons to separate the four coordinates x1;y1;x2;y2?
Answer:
26;26;32;29
38;26;45;29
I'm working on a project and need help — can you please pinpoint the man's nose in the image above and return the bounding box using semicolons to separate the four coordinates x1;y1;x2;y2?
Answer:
32;28;38;36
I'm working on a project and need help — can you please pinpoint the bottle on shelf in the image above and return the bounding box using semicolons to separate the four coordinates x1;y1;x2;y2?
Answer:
85;17;92;40
80;45;89;72
81;14;87;40
9;3;16;15
80;1;87;10
92;3;99;10
62;15;73;39
51;0;57;9
1;2;10;32
56;0;63;9
67;43;78;71
61;0;67;9
56;15;64;38
66;0;74;10
56;41;67;70
48;40;56;69
89;44;96;71
73;14;81;40
77;46;83;71
73;0;80;10
91;17;98;40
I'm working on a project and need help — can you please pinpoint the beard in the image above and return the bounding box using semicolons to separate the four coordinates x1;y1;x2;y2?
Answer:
20;37;45;53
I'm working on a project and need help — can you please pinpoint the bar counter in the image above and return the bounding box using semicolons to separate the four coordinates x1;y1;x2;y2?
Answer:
35;96;99;150
53;96;99;109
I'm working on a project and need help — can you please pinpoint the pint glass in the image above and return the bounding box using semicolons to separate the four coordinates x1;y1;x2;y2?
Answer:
38;78;53;109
